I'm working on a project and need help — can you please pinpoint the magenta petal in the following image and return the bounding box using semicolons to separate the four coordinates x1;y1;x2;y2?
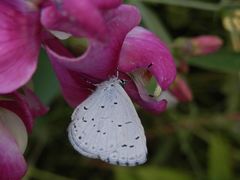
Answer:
43;36;93;107
119;27;176;90
124;78;167;113
48;52;93;107
92;0;122;9
22;88;48;118
0;122;27;180
0;2;41;93
41;0;106;39
1;0;28;12
0;92;40;132
46;5;141;81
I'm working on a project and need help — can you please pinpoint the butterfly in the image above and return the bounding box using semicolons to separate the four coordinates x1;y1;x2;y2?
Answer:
68;77;147;166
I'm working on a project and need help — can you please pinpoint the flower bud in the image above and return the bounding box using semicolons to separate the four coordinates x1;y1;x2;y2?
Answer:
169;76;192;102
172;36;223;57
191;35;223;55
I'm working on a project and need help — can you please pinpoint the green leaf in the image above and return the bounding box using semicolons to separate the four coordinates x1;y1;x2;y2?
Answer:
33;50;60;105
24;166;73;180
127;0;172;44
115;167;135;180
188;49;240;73
139;0;220;11
115;166;193;180
208;134;233;180
135;167;193;180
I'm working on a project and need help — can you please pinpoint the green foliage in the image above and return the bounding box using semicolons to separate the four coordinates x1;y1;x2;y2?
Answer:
189;50;240;73
33;50;60;105
115;167;193;180
127;0;172;44
208;134;233;180
139;0;220;11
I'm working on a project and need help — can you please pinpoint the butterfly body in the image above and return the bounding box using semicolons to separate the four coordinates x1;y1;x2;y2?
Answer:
68;77;147;166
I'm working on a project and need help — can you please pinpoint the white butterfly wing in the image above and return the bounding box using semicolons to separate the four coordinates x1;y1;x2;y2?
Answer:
68;79;147;166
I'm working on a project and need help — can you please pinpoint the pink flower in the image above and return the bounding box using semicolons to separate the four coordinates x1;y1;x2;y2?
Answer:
0;0;121;94
0;0;41;93
0;88;47;179
45;5;176;113
41;0;122;40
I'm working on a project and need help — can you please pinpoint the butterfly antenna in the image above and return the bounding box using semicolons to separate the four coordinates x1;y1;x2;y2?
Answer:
116;68;119;78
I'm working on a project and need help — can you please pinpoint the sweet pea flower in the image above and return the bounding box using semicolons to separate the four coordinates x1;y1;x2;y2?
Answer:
45;5;176;113
0;88;47;179
41;0;122;40
0;0;41;93
0;0;121;94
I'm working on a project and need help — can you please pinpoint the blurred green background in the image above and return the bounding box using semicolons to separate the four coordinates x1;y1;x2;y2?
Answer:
23;0;240;179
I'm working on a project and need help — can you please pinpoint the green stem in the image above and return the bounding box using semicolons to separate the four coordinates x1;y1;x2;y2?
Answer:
139;0;220;11
23;166;75;180
128;0;172;44
178;132;205;180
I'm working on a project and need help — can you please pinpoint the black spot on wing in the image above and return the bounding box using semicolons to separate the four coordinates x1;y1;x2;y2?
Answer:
82;117;87;122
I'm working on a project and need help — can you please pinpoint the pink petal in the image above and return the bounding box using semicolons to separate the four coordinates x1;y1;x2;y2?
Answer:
46;5;141;79
1;0;28;12
0;122;27;180
119;26;176;90
22;88;49;118
43;36;94;107
191;35;223;56
44;5;141;106
0;107;28;154
0;90;47;132
48;51;94;107
41;0;106;39
123;77;167;113
92;0;122;9
0;2;41;93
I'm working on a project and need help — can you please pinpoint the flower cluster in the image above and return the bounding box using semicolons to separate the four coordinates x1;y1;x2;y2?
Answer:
0;0;176;178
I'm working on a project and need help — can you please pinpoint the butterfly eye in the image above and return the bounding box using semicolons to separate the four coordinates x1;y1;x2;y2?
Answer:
120;79;127;86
